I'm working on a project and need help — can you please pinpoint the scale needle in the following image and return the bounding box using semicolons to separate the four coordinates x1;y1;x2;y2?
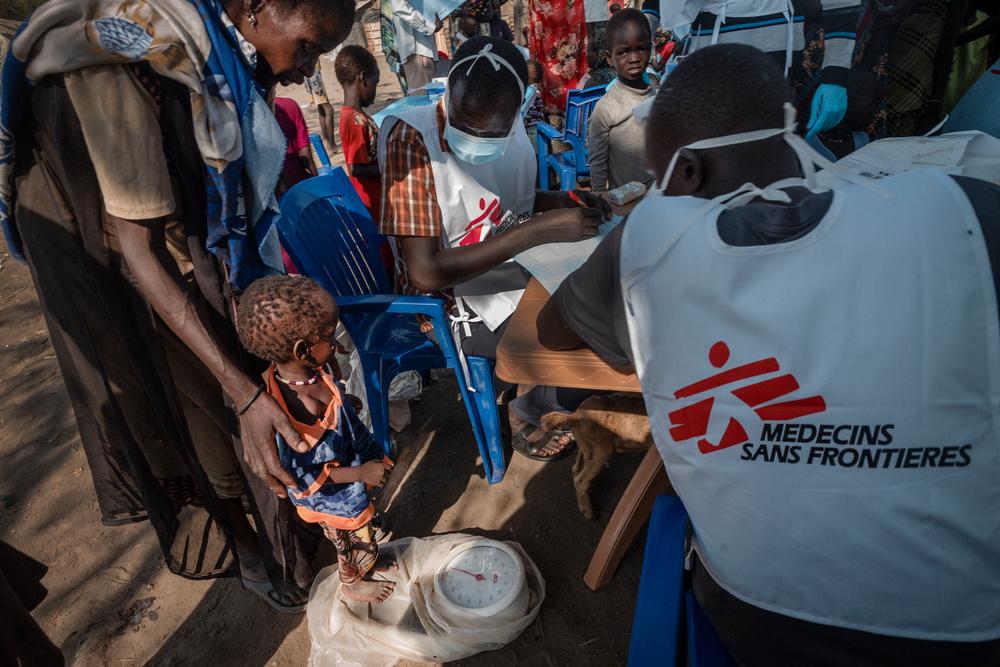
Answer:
450;567;485;582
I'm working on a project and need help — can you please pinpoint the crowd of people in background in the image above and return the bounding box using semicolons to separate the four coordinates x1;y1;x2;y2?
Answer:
2;0;999;664
282;0;999;176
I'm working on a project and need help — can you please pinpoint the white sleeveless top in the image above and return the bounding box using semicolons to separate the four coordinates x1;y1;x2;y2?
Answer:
619;169;1000;640
378;103;536;330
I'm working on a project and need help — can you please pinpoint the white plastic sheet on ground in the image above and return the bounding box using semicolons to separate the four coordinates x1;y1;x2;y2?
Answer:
307;534;545;666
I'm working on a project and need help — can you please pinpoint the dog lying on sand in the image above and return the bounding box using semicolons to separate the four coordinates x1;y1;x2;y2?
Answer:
541;394;652;519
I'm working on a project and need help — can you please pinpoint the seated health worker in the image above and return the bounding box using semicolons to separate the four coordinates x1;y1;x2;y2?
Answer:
378;36;611;460
539;44;1000;665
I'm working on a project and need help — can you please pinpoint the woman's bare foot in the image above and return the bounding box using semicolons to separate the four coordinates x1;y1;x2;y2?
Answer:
242;577;309;613
271;581;310;607
342;579;396;603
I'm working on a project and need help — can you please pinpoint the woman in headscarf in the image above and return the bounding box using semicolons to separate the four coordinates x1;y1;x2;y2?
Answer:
0;0;355;613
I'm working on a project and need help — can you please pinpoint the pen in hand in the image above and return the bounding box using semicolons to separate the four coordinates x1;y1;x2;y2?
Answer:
567;190;588;208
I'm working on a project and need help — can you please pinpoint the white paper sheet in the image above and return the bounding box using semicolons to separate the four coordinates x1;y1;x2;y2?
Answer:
514;216;623;294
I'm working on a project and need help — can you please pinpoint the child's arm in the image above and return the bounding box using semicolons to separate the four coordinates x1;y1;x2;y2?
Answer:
588;105;611;192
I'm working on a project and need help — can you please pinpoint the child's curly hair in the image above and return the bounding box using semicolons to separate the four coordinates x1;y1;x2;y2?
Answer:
236;275;336;363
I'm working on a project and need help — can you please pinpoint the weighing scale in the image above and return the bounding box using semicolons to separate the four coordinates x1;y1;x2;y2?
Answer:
432;538;529;622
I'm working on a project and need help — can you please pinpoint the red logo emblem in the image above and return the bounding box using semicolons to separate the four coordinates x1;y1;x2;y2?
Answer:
668;341;826;454
458;197;503;246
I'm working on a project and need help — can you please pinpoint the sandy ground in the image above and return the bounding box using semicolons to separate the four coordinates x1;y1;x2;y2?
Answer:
0;50;649;667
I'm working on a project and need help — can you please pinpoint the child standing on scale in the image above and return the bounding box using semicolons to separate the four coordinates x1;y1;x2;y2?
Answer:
587;8;659;192
237;275;396;603
335;45;383;224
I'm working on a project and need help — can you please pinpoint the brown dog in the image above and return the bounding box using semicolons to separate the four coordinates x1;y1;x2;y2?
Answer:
541;394;652;519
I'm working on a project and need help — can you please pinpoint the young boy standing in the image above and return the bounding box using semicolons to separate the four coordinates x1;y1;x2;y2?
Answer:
587;8;658;192
335;46;383;223
237;276;395;604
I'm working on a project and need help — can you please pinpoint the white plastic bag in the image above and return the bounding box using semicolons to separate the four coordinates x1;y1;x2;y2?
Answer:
307;534;545;666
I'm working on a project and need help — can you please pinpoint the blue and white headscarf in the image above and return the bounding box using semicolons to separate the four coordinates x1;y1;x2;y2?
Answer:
0;0;286;290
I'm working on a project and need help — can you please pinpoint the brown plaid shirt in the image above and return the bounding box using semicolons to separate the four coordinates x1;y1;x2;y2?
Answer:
378;103;454;314
378;101;447;240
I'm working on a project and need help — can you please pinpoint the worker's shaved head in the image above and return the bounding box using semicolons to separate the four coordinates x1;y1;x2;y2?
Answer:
449;36;528;121
645;44;791;174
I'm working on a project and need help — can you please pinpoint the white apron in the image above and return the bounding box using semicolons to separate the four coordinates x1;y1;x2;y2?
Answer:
619;168;1000;640
378;103;536;332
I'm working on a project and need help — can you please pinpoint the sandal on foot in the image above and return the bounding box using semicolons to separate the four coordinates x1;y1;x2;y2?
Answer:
510;425;576;462
241;577;307;614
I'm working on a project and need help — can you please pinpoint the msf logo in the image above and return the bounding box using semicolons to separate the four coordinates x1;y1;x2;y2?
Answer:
458;197;503;246
668;341;826;454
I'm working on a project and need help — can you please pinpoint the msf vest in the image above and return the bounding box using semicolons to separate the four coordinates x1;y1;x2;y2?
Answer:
620;169;1000;640
378;103;536;330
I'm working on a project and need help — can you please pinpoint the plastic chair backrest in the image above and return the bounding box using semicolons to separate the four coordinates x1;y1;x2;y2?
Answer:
564;85;608;160
277;169;391;299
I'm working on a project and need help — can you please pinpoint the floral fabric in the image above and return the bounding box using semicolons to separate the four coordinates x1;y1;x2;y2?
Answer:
527;0;588;114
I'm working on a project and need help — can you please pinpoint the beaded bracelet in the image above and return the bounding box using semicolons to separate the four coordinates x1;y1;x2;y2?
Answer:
235;385;265;416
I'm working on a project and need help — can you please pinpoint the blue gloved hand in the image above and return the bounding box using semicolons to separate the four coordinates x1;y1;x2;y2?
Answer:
806;84;848;140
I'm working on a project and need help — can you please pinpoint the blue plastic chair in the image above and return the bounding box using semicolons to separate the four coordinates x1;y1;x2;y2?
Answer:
628;495;735;666
309;133;334;176
535;85;608;190
942;58;1000;138
276;169;507;483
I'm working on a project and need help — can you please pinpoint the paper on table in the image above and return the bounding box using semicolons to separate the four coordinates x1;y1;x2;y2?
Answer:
514;216;623;294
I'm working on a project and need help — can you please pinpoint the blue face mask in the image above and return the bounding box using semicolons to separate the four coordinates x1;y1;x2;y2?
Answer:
444;103;515;165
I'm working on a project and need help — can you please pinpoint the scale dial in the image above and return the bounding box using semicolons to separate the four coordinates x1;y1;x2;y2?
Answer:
436;541;524;617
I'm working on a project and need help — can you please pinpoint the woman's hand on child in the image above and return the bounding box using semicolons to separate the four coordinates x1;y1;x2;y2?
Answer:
530;207;602;245
359;460;392;487
240;393;308;498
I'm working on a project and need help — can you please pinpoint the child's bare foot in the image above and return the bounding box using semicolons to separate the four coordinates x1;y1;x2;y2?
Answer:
342;579;395;603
